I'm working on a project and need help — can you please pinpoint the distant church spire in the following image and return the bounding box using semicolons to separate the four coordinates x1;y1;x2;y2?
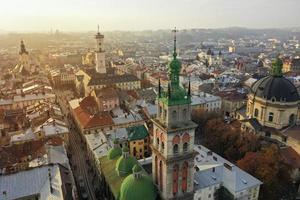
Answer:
19;40;28;55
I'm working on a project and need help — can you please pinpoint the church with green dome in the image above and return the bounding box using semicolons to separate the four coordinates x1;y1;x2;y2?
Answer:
98;140;158;200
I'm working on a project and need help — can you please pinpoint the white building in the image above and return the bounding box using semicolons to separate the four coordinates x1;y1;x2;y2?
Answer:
0;164;75;200
193;145;262;200
191;93;222;113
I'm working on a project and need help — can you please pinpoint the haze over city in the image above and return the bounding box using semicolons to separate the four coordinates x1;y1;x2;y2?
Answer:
1;1;300;200
2;0;300;32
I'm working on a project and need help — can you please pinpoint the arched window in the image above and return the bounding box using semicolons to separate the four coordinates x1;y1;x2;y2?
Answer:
156;138;160;147
254;108;259;117
173;164;179;196
172;135;180;154
183;142;188;152
182;162;188;193
133;147;137;157
161;142;165;153
172;135;180;144
159;160;163;191
173;144;179;154
182;133;190;143
172;110;177;121
268;112;274;122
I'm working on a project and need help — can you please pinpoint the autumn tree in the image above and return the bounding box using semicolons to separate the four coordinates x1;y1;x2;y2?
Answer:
237;145;297;200
200;118;260;162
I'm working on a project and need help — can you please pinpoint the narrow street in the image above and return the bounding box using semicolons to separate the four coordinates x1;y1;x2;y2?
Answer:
54;89;97;200
69;123;97;200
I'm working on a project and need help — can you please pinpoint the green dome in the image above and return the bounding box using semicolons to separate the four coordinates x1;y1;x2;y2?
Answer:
115;154;138;176
119;172;157;200
107;146;122;160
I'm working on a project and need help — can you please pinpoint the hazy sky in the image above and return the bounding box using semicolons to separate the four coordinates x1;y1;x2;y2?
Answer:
1;0;300;32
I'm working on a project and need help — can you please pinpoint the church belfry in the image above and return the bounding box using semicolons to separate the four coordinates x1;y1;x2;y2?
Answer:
95;25;106;74
152;28;196;200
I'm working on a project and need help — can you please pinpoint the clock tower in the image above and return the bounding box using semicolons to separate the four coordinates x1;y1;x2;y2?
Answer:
152;28;197;200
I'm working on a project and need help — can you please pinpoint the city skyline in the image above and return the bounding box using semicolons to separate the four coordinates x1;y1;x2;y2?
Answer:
2;0;300;32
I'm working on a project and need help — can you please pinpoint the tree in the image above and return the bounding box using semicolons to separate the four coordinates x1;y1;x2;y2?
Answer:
237;145;296;200
200;118;260;162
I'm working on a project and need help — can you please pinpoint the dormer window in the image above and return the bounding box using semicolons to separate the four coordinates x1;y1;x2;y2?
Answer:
271;97;276;102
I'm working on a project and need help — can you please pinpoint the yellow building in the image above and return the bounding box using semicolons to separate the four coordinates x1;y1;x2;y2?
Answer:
126;125;150;159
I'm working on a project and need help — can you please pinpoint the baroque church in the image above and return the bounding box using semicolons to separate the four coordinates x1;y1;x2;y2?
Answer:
238;57;300;153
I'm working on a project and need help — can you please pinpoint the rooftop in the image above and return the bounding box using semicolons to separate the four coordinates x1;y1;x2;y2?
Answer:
0;164;64;200
194;145;262;194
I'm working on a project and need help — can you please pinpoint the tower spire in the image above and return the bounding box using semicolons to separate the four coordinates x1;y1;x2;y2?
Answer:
172;27;178;59
97;24;100;33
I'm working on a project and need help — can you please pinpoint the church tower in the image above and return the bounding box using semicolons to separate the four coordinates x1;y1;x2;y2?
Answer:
152;28;197;200
95;26;106;74
19;40;30;72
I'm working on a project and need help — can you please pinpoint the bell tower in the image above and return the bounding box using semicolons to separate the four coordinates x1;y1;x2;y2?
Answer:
95;25;106;74
152;28;197;200
19;40;30;72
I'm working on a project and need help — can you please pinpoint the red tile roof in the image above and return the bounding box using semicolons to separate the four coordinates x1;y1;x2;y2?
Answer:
79;95;98;110
74;106;114;129
0;140;45;169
